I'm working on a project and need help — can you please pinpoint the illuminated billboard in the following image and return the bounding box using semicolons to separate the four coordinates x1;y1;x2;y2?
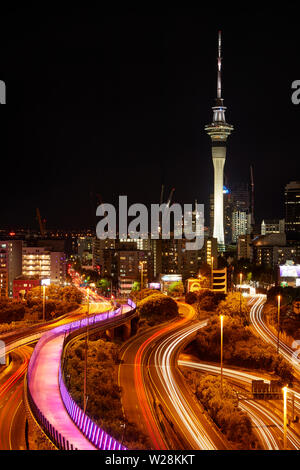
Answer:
149;282;161;290
187;278;201;293
161;274;182;282
279;265;300;278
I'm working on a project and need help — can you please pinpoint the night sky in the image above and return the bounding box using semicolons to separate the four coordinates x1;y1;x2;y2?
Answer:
1;7;300;230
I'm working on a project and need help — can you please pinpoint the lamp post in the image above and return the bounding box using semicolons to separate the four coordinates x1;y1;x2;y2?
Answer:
42;284;46;322
283;386;288;450
139;261;146;290
277;295;281;354
211;256;214;290
220;315;224;397
83;287;90;414
239;273;243;316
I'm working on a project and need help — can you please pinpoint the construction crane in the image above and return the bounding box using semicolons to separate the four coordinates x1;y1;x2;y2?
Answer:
166;187;175;208
159;187;176;234
160;184;165;206
36;208;46;237
250;165;255;231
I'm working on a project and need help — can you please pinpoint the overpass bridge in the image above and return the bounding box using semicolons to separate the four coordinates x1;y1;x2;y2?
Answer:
25;299;137;450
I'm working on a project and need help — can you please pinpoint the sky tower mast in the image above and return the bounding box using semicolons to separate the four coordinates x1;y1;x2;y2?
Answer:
205;31;233;251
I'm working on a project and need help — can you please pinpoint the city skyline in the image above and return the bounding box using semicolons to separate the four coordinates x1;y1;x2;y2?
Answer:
1;8;300;229
1;8;300;457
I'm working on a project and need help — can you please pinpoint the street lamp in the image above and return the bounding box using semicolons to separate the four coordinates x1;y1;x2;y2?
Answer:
84;287;90;413
277;295;281;354
139;261;146;290
239;273;243;316
220;315;224;397
42;285;46;322
282;386;288;450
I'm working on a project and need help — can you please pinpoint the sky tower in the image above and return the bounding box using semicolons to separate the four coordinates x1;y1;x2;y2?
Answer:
205;31;233;250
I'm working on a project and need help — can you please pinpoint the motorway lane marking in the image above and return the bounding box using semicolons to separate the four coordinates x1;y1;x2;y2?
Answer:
133;305;203;450
9;390;23;450
152;320;220;450
118;303;196;449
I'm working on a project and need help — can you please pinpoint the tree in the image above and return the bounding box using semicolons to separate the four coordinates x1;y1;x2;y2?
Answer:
65;337;150;449
185;292;197;304
193;290;226;314
138;294;178;323
167;281;184;297
0;299;26;323
130;288;161;302
217;292;249;323
131;281;141;292
186;314;293;384
183;372;260;449
97;278;110;295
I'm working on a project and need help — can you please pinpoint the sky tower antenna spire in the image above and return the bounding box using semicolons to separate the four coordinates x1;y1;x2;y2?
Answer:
217;30;222;101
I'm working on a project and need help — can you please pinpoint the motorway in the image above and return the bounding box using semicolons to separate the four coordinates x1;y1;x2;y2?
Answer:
119;303;228;450
179;357;300;450
0;346;32;449
249;295;300;379
119;296;300;451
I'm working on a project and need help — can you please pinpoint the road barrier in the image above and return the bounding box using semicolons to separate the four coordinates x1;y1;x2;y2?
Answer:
26;300;136;450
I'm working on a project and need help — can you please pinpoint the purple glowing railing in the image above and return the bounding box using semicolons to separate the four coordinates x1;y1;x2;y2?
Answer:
59;367;126;450
27;300;136;450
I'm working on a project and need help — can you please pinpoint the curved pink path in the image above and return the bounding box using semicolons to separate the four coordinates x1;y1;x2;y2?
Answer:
29;331;96;449
29;303;132;450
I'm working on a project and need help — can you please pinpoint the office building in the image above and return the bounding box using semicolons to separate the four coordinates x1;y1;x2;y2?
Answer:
285;181;300;236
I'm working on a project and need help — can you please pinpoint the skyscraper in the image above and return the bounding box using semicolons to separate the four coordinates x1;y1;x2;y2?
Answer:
285;181;300;237
205;31;233;250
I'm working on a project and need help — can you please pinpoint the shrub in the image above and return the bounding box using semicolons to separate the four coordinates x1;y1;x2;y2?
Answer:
183;373;260;449
186;314;293;384
138;294;178;323
130;288;161;302
185;292;197;304
65;337;150;449
217;292;249;324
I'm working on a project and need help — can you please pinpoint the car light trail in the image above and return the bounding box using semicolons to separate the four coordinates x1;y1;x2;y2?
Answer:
153;321;217;449
134;320;188;450
0;346;31;450
180;359;300;450
238;401;279;450
134;314;224;450
249;295;300;375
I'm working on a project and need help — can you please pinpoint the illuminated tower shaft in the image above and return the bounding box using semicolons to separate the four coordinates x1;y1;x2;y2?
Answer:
205;31;233;250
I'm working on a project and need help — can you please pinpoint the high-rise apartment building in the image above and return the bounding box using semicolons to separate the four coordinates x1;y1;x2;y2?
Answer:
22;247;66;285
232;211;249;243
0;240;22;297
